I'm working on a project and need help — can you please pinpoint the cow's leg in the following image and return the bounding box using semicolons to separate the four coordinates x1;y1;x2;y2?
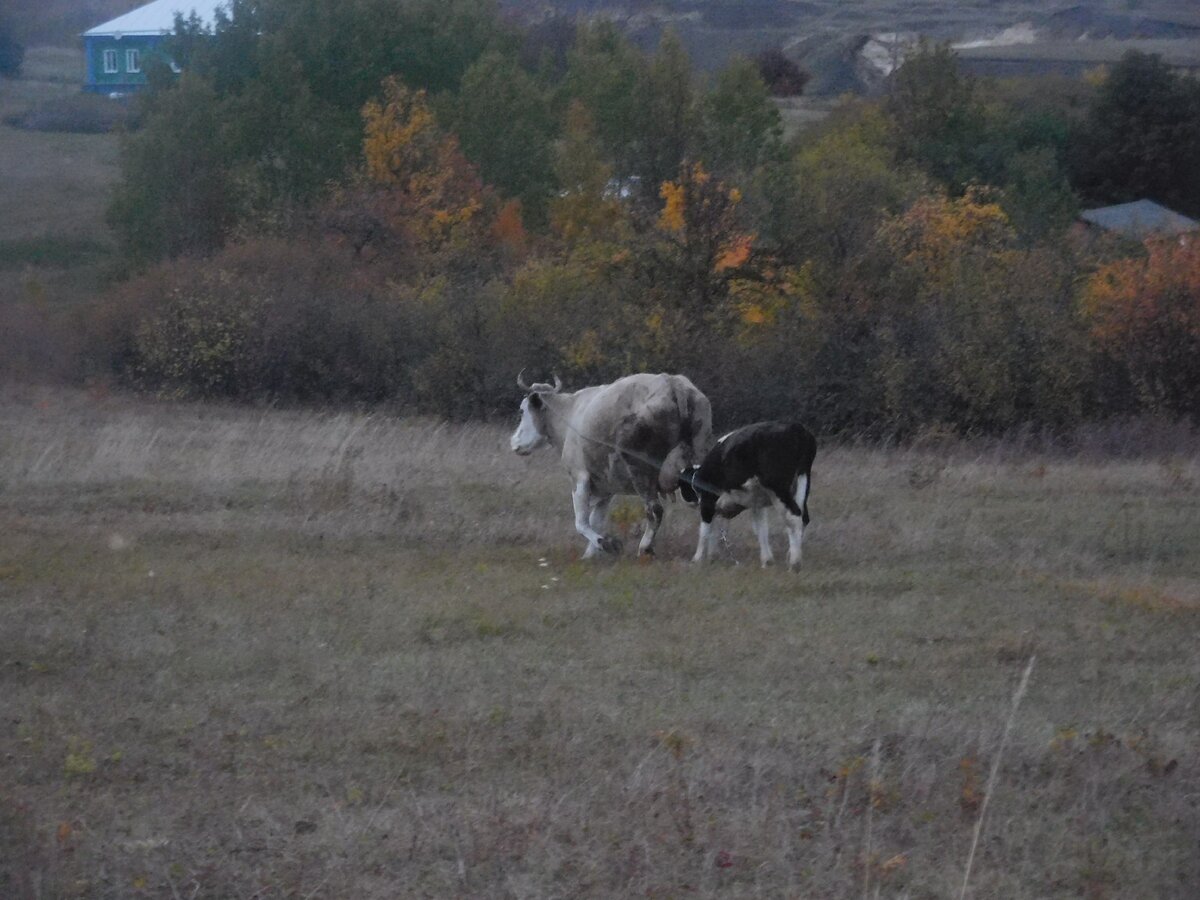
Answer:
750;505;774;567
638;499;664;556
572;479;612;558
588;496;612;535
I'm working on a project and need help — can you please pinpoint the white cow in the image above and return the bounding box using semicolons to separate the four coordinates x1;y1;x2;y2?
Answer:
511;372;714;558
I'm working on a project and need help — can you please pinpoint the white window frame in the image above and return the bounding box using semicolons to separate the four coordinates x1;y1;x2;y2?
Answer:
103;49;119;74
126;48;141;74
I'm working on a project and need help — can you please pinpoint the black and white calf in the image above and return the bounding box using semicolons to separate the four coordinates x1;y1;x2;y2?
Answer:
678;421;817;570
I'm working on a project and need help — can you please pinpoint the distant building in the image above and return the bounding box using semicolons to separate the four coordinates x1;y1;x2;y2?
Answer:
1075;199;1199;243
83;0;226;95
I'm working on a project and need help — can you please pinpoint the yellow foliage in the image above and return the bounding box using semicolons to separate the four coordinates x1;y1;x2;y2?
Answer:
362;78;439;187
1081;238;1200;344
741;303;766;325
884;187;1013;285
657;162;740;235
361;76;486;248
729;277;790;334
565;329;606;369
658;178;687;233
715;234;753;272
491;200;528;255
1083;64;1109;88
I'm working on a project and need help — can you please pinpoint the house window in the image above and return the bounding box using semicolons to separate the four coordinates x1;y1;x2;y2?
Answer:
126;49;141;74
103;49;118;74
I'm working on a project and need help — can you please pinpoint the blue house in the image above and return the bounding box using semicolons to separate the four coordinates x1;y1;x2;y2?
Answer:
83;0;226;95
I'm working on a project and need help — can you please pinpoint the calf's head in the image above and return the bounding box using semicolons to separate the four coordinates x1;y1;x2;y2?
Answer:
510;369;562;455
677;465;702;505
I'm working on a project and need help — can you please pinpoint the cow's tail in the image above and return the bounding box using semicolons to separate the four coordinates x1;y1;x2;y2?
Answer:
680;381;714;465
657;378;714;493
793;424;817;526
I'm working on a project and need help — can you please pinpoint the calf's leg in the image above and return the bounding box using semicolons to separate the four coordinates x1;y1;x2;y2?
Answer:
750;505;774;567
782;474;810;570
692;497;719;564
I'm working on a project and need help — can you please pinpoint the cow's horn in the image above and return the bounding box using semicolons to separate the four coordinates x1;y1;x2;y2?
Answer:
516;368;531;392
551;373;563;392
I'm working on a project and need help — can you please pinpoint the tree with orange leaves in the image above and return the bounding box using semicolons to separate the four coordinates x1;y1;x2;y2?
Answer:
652;162;757;316
360;76;488;252
838;188;1086;432
1082;238;1200;415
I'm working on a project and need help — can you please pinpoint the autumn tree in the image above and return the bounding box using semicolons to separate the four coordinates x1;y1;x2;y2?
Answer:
635;160;802;385
360;76;489;254
1082;238;1200;416
652;162;755;317
117;0;512;265
861;189;1086;431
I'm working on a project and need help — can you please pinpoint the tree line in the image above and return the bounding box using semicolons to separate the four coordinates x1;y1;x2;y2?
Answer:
95;0;1200;433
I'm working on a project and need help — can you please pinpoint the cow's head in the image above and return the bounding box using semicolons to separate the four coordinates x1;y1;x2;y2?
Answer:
510;369;563;455
677;465;702;505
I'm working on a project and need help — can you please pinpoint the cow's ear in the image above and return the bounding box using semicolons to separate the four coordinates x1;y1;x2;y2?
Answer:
528;392;543;409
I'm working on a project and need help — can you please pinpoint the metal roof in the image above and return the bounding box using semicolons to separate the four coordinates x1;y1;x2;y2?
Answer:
83;0;228;37
1079;199;1199;239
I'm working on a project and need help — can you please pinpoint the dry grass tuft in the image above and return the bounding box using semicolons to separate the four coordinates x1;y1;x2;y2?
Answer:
1;386;1198;897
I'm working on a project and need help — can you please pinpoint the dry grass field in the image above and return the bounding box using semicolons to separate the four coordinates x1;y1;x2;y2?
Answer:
1;385;1198;898
0;48;120;380
0;49;119;246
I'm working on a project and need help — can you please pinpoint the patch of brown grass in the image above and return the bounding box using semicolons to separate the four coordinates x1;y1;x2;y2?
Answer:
1;386;1198;897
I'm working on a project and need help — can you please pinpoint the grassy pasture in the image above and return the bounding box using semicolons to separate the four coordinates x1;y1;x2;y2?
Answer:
0;49;119;246
0;48;120;379
0;386;1197;898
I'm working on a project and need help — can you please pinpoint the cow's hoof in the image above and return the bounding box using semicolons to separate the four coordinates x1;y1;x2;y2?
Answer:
599;535;623;555
761;559;775;569
639;546;655;558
